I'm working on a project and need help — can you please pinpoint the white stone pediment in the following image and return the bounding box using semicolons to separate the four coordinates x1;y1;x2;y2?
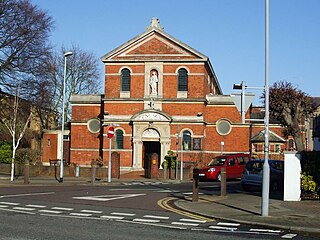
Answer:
132;111;171;122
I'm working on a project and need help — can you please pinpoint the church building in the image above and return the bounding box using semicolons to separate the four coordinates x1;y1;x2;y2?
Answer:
63;18;286;176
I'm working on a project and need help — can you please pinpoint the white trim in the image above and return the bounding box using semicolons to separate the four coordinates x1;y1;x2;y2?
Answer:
71;104;101;106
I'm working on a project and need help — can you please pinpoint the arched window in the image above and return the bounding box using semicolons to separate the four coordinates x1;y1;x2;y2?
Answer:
114;129;124;149
182;130;191;151
121;68;130;92
178;68;188;91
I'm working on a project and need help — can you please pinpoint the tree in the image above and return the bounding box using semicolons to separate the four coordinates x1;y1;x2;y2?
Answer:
1;86;31;181
42;45;102;123
0;0;53;92
266;80;317;151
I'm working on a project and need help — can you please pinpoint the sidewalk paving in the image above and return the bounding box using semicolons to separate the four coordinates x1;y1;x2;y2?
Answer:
0;176;319;237
175;190;320;237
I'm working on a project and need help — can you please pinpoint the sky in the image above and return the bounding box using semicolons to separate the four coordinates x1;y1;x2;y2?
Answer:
31;0;320;105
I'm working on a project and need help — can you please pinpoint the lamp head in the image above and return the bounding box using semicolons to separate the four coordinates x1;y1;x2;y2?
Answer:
64;52;73;57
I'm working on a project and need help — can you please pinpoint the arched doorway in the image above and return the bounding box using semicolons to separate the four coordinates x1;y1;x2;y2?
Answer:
142;128;161;174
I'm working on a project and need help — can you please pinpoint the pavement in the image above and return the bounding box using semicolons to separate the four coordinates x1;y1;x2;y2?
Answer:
0;175;319;237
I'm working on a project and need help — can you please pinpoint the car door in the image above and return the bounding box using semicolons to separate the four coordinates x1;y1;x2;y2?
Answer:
226;157;237;178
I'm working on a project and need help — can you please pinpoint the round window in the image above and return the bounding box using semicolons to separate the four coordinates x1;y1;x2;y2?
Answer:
216;119;232;135
87;118;101;133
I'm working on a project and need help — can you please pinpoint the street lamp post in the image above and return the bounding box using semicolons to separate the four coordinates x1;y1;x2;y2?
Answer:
262;0;270;217
59;51;73;183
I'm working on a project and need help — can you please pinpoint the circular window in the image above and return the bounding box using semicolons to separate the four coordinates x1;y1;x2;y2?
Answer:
216;119;232;135
87;118;101;133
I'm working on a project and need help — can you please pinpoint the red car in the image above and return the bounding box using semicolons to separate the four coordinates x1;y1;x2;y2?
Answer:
198;154;251;181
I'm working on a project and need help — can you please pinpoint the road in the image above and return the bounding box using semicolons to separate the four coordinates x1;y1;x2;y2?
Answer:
0;180;315;239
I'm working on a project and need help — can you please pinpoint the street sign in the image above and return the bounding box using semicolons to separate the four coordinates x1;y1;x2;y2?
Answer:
230;93;255;113
107;126;114;138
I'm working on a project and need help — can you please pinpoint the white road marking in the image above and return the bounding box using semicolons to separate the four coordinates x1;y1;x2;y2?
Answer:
0;205;9;208
209;225;237;231
51;207;74;211
281;233;297;239
156;190;180;193
80;210;103;214
133;218;161;223
70;213;92;217
180;218;206;223
111;212;136;216
217;222;241;227
26;204;46;208
0;192;55;198
171;221;199;227
13;207;36;211
182;192;204;195
249;228;281;233
0;201;20;206
73;193;146;202
143;215;169;220
118;219;187;230
0;208;35;215
38;209;62;214
100;215;124;220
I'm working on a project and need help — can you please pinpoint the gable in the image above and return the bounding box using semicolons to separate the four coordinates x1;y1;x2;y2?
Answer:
101;29;207;62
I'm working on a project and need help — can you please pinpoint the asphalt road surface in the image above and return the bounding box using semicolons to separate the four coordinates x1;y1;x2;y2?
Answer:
0;180;316;240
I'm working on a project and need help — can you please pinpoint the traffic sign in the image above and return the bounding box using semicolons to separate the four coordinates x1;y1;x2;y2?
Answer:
230;93;255;113
107;126;114;138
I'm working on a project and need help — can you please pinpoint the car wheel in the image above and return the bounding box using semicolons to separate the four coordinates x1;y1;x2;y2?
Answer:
271;180;279;191
216;172;221;182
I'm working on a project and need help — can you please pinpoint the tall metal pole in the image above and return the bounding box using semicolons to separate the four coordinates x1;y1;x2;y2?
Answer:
60;52;72;183
108;137;112;183
241;81;246;124
262;0;270;216
180;134;183;181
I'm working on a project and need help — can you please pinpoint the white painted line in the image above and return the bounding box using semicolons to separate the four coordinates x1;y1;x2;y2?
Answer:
217;222;241;227
0;208;35;215
0;205;9;208
180;218;206;223
80;210;103;214
0;192;55;198
281;233;297;239
133;218;161;223
26;204;46;208
157;190;180;193
111;212;136;216
13;207;36;211
100;215;124;220
73;193;146;202
118;219;187;230
171;221;199;227
0;201;20;206
249;228;281;233
38;209;62;214
209;226;237;231
143;215;170;220
182;192;203;195
70;213;92;217
51;207;74;211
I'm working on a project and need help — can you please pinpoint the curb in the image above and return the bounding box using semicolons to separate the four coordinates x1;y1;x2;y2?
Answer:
174;199;320;237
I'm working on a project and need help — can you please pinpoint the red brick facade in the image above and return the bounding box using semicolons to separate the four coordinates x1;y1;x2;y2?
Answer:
66;18;287;173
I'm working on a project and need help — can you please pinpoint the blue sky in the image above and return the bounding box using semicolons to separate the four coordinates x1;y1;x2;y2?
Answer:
31;0;320;104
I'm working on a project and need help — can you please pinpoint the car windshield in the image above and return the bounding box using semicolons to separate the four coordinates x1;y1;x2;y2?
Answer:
208;158;226;166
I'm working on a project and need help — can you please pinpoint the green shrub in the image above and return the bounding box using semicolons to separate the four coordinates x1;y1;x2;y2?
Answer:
0;142;12;163
163;150;177;169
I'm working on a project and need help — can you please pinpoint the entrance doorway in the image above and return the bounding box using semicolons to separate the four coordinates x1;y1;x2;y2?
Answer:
143;141;161;170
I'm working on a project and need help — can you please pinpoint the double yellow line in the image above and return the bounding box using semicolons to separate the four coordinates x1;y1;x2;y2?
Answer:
157;197;215;222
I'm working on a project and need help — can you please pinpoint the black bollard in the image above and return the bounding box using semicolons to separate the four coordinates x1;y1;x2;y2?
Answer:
192;168;199;202
220;167;226;196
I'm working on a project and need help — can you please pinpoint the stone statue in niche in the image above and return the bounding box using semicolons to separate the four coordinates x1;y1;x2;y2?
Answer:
149;71;158;95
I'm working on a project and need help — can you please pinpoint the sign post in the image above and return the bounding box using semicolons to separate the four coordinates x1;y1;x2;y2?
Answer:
107;126;114;183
